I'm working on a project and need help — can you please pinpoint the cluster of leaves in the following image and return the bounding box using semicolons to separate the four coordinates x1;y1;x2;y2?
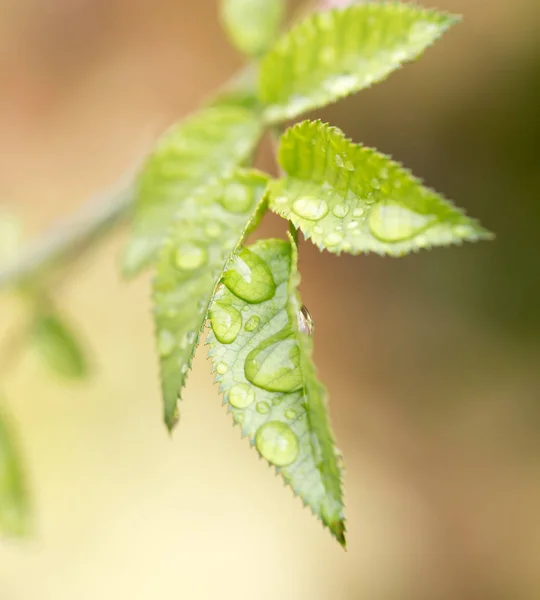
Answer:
0;0;492;545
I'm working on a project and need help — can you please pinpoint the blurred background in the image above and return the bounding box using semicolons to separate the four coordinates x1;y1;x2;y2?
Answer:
1;0;540;598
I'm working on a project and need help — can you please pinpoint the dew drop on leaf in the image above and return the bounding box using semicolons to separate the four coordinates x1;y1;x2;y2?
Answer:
352;207;365;217
216;362;228;375
158;329;176;357
223;248;276;303
332;204;350;218
244;315;260;332
368;203;435;243
204;221;222;239
175;243;207;270
256;401;270;415
228;383;255;409
244;332;303;393
285;408;297;420
210;301;243;344
255;421;299;467
292;196;329;221
323;232;343;246
220;182;253;214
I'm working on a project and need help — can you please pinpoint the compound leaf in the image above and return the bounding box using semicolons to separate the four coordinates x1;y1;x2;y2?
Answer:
122;106;263;277
221;0;285;57
269;120;492;255
153;169;269;430
206;237;345;545
0;407;30;537
260;2;458;123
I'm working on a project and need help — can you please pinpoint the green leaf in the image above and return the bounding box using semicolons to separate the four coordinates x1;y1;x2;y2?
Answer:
269;120;492;255
206;237;345;545
259;2;459;123
153;169;269;430
0;407;30;537
31;312;89;379
122;105;263;277
221;0;285;57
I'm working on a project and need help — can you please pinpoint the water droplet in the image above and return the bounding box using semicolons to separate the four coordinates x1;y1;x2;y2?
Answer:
158;329;175;357
297;305;314;336
210;302;242;344
334;154;345;168
274;195;288;205
324;232;343;246
216;362;228;375
220;182;252;213
223;248;276;304
175;243;207;271
332;204;350;218
353;207;364;218
368;203;435;243
181;364;189;374
204;221;222;239
245;331;302;393
285;408;297;420
347;221;359;230
325;73;357;96
345;160;355;172
371;178;381;190
272;396;284;406
234;412;244;424
313;226;323;234
255;422;299;467
256;401;270;415
380;167;389;179
228;383;255;409
292;196;329;221
244;315;260;332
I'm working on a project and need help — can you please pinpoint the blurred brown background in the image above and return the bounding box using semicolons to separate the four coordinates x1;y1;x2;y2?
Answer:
1;1;540;598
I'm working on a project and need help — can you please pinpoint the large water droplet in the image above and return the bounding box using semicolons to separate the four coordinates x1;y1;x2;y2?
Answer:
297;305;314;336
223;248;276;304
228;383;255;408
175;243;207;271
292;196;329;221
158;329;175;357
255;421;299;467
220;182;252;214
368;203;435;243
256;401;270;415
244;315;260;332
333;204;350;218
210;302;242;344
245;331;302;393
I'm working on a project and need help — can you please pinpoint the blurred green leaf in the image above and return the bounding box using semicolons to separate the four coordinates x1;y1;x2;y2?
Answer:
269;120;492;255
206;236;345;545
0;407;30;537
260;2;458;123
221;0;285;57
122;106;263;277
153;169;269;430
31;313;89;380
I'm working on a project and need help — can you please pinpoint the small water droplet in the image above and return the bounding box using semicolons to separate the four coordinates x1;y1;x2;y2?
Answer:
216;362;228;375
181;364;189;374
256;401;270;415
255;422;299;467
297;305;314;336
324;232;343;246
175;243;207;271
158;330;175;357
244;315;260;332
228;383;255;409
220;182;252;213
347;221;359;230
210;302;242;344
313;226;323;235
234;412;245;424
325;73;357;96
274;195;288;205
353;207;365;218
379;167;389;179
292;196;329;221
204;221;222;239
345;160;355;172
368;203;435;243
333;204;350;218
223;248;276;304
335;154;345;168
285;408;297;420
272;396;284;406
245;331;302;393
371;178;381;190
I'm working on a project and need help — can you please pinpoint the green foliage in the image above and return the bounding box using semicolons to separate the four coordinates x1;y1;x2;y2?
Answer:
0;407;30;537
31;312;89;380
269;120;492;255
152;170;269;429
122;105;263;277
1;1;495;546
259;3;458;123
206;237;345;544
221;0;285;57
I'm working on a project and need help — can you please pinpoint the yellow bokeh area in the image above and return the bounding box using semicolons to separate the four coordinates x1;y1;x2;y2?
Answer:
1;1;540;598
